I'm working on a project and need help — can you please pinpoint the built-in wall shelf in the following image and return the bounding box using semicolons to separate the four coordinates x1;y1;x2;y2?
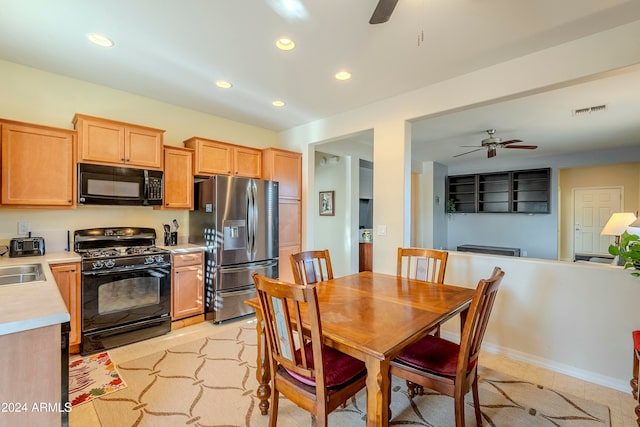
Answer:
446;168;550;214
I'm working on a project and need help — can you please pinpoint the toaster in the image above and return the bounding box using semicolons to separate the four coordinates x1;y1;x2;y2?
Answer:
9;237;45;257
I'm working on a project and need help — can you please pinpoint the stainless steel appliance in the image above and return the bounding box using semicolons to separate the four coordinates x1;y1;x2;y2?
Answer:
189;176;279;323
77;163;163;206
9;236;45;257
74;227;171;354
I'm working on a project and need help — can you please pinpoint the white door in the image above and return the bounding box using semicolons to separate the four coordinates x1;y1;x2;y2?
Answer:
573;187;622;256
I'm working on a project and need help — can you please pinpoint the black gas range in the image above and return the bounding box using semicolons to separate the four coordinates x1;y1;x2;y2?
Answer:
74;227;172;355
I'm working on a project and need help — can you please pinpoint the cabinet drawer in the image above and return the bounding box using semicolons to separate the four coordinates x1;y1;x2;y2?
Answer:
172;251;203;267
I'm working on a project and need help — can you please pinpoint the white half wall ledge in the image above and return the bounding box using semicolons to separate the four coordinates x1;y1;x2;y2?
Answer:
441;251;639;392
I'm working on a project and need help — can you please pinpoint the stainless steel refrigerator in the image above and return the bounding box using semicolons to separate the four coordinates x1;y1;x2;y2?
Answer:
189;175;279;323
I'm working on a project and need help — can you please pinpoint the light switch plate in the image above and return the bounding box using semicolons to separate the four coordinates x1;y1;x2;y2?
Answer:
377;225;387;236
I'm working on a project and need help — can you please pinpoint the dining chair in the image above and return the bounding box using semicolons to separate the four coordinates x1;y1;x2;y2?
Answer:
397;248;448;337
397;247;448;283
290;249;334;285
390;267;505;427
252;272;367;427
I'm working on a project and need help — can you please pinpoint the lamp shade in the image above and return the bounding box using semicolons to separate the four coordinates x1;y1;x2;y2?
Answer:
601;212;637;236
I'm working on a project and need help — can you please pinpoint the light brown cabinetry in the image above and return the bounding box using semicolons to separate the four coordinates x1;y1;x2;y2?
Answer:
171;251;204;320
262;148;302;282
1;120;76;206
183;137;262;178
161;146;194;209
73;113;164;169
50;262;81;352
359;243;372;272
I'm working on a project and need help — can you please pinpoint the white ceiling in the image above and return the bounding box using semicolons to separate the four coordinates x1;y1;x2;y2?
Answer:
1;0;640;165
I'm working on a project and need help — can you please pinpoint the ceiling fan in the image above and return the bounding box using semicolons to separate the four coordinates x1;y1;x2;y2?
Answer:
369;0;399;24
454;129;538;159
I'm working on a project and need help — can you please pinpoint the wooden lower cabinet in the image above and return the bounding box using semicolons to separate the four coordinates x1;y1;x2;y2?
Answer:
278;200;301;280
171;251;204;320
278;244;301;283
50;262;81;351
359;243;372;272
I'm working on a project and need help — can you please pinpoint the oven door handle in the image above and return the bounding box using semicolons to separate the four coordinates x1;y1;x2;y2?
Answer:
82;265;171;276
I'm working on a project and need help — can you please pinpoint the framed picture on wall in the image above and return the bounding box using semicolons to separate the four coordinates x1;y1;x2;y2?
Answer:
319;191;335;216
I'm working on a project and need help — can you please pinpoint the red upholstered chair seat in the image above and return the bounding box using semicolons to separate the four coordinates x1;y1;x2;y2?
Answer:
395;334;477;377
633;330;640;352
286;342;366;388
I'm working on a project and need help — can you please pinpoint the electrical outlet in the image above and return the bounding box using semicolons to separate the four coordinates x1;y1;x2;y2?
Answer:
18;221;30;235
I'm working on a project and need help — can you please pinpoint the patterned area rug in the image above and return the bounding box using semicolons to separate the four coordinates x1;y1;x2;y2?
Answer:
93;324;611;426
69;351;127;406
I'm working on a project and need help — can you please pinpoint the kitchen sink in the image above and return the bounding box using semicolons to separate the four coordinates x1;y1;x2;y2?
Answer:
0;264;45;286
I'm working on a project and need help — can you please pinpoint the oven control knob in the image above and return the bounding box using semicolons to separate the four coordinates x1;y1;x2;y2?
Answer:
92;260;104;270
105;259;116;268
155;255;165;263
144;256;156;265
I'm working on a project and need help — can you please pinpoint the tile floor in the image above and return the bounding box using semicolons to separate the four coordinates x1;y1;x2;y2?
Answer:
69;319;639;426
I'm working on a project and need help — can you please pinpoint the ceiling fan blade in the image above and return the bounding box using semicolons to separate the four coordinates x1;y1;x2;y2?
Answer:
500;139;523;145
459;145;483;148
488;147;497;158
369;0;399;24
453;148;484;158
504;145;538;149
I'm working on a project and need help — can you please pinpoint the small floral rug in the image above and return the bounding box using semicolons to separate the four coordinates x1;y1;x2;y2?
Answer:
69;351;127;406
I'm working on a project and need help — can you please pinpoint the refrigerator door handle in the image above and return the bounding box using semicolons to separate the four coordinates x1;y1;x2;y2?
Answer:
219;259;279;273
250;180;258;259
245;183;254;258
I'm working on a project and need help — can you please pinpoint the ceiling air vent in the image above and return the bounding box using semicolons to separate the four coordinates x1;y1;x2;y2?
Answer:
572;104;607;116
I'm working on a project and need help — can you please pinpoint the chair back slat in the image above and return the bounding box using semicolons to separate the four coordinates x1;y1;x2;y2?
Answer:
397;248;448;283
290;250;334;285
458;266;504;380
253;272;325;387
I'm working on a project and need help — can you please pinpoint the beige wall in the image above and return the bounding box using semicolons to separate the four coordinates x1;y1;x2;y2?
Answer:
0;60;280;249
558;162;640;261
313;151;352;277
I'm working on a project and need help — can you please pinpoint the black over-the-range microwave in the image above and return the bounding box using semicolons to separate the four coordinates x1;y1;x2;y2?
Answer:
78;163;163;206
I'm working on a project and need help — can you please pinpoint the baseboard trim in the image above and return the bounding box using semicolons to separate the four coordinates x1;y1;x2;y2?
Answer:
441;331;628;392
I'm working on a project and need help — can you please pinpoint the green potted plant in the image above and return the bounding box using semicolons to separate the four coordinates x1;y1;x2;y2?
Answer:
608;231;640;276
445;199;456;216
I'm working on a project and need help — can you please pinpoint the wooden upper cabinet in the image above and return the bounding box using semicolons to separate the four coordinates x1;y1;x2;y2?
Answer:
161;146;194;210
1;121;75;207
234;146;262;178
262;148;301;200
183;137;261;178
73;113;164;169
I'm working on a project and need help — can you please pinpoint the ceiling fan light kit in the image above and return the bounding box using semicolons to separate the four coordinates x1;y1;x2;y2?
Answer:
454;129;538;159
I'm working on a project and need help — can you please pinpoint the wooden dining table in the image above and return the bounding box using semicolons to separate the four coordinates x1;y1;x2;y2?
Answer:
244;271;476;427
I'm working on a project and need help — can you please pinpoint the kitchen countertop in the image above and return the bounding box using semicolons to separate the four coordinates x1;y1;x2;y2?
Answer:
0;251;78;336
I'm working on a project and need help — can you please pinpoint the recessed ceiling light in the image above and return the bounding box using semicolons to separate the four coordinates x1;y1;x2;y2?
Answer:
87;33;114;47
335;70;351;81
276;37;295;51
216;80;233;89
272;100;285;107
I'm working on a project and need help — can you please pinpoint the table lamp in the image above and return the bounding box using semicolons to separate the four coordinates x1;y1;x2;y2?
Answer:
601;212;637;245
601;212;637;265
